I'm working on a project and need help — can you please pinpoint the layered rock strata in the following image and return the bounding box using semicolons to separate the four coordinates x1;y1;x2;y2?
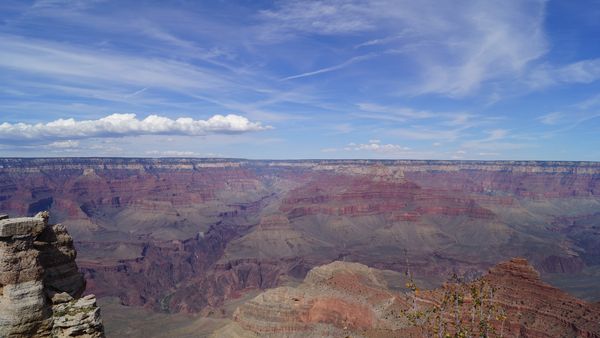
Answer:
217;259;600;337
0;213;104;337
1;158;600;315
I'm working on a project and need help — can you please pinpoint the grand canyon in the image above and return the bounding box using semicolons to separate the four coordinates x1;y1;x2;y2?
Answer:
0;158;599;336
4;0;600;336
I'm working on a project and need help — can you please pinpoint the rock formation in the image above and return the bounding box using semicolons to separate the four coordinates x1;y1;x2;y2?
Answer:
477;258;600;337
1;158;599;316
216;258;600;337
0;212;104;337
214;261;411;337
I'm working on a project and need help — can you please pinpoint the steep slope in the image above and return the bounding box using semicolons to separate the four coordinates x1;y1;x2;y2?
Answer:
479;258;600;337
0;212;104;337
217;258;600;337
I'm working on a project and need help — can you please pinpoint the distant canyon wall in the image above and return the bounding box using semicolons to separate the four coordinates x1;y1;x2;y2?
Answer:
0;158;599;314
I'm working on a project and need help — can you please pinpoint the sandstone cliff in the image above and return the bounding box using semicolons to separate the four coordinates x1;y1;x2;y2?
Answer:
0;212;104;337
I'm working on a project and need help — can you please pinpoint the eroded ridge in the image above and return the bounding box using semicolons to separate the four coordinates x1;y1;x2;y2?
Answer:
217;259;600;338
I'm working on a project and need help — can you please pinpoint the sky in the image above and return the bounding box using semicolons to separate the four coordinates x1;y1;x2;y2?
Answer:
0;0;600;160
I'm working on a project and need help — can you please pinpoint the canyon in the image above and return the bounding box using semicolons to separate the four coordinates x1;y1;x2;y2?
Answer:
0;158;599;336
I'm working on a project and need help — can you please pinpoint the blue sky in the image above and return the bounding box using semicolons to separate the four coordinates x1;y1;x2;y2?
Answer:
0;0;599;160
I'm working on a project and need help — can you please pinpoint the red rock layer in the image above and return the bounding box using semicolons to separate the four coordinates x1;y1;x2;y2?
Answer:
280;173;495;222
1;158;599;316
220;259;600;338
481;258;600;337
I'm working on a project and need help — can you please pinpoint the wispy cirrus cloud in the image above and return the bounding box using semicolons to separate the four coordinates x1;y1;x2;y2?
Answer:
577;93;600;109
537;112;564;125
257;0;374;39
261;0;548;97
282;53;379;80
527;59;600;89
352;103;502;146
356;103;434;119
0;0;598;159
354;32;411;49
0;34;228;92
460;129;531;151
0;114;271;143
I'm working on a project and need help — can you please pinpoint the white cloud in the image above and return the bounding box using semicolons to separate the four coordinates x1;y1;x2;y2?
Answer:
258;0;374;39
46;140;80;148
537;112;563;125
403;0;547;97
145;150;200;157
487;129;509;141
478;152;500;156
528;59;600;89
0;114;271;142
346;141;411;153
357;103;434;119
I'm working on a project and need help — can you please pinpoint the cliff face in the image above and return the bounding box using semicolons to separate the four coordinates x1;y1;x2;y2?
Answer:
217;258;600;338
1;158;599;315
479;258;600;337
0;212;104;337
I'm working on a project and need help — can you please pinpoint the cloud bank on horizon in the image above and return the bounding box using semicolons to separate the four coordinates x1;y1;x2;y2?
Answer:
0;114;270;142
0;0;599;160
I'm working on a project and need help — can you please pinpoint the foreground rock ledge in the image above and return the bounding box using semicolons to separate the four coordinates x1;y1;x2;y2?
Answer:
0;212;104;337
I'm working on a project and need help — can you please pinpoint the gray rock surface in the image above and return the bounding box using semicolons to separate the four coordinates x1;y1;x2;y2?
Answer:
52;295;104;337
0;213;104;337
0;217;45;238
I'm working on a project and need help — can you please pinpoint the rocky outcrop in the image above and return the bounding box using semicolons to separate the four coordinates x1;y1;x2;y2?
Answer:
217;259;600;338
478;258;600;337
214;261;408;337
0;213;104;337
51;295;103;337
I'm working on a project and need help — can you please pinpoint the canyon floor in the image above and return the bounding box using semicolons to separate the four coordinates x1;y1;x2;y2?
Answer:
1;158;599;336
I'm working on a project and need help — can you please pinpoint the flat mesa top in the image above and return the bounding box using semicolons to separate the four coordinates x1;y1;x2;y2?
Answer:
0;217;45;237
